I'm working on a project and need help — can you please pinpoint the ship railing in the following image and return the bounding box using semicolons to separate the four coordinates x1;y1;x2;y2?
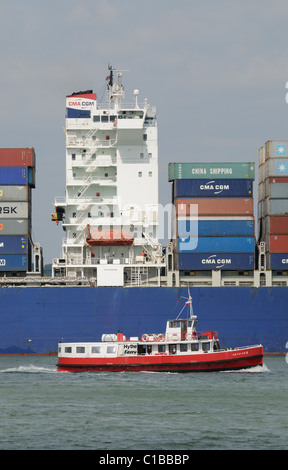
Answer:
217;344;261;352
71;157;117;167
66;137;117;148
97;102;156;112
54;197;66;205
72;175;117;184
57;196;118;206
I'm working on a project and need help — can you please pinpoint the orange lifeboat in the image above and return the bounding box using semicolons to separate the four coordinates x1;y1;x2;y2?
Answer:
86;225;134;246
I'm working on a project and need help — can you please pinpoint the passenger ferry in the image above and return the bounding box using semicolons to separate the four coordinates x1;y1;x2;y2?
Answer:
57;293;263;373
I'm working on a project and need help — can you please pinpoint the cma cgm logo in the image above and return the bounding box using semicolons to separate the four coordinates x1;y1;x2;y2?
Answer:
0;259;5;266
200;180;230;195
201;255;231;269
68;100;94;107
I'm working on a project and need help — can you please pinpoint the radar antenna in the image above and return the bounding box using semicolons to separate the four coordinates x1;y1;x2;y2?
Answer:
106;64;129;110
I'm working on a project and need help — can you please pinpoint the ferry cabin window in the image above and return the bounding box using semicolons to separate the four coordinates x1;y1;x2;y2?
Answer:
202;342;210;352
169;321;180;328
107;346;116;354
65;347;72;353
91;346;101;354
158;344;165;353
76;346;85;354
138;344;146;355
169;344;177;355
180;344;188;352
191;343;199;352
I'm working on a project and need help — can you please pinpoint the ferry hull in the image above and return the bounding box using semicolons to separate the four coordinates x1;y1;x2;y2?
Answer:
57;346;263;373
0;286;287;355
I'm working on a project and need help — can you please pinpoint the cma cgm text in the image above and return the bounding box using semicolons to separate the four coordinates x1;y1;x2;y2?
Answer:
68;101;94;106
202;258;232;265
200;184;230;190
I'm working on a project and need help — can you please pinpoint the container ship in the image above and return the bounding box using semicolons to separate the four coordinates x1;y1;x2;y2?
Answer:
0;66;288;355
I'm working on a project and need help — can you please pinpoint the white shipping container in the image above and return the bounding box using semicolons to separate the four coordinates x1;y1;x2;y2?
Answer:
0;202;29;219
258;146;265;166
263;158;288;178
0;219;29;235
259;163;264;183
264;198;288;216
0;186;29;202
265;140;288;160
265;181;288;199
258;182;265;202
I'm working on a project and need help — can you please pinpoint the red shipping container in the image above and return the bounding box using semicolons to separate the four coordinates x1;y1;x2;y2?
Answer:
269;235;288;253
175;198;254;216
268;216;288;234
0;148;35;167
268;177;288;184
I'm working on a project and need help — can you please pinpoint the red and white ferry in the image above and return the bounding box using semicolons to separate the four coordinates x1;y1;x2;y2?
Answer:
57;292;263;373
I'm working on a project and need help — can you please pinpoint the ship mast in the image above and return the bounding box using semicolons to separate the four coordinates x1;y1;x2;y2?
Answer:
107;64;128;110
176;287;194;319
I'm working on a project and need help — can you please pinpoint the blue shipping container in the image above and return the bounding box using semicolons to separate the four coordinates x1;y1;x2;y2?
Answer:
0;236;28;254
176;253;255;270
177;219;255;237
0;167;28;185
0;254;28;271
174;179;253;198
177;236;255;253
269;253;288;270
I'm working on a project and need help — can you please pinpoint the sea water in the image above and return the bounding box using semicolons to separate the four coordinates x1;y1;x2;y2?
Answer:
0;356;287;451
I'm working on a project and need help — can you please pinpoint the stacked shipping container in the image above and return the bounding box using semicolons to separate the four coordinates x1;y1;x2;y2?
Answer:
0;148;35;274
258;141;288;270
169;162;256;271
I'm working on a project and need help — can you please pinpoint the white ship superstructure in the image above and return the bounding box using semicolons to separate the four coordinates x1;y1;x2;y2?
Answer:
52;66;163;286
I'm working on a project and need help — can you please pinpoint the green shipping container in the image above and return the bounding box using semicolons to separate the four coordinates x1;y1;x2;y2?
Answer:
168;162;255;181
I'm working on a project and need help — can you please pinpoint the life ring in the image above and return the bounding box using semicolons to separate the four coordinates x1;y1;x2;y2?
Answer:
141;334;149;342
157;334;165;342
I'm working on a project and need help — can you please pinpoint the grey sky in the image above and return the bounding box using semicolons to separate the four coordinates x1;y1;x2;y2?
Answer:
1;0;288;263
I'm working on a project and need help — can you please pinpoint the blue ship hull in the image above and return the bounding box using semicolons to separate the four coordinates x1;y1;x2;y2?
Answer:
0;286;287;355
